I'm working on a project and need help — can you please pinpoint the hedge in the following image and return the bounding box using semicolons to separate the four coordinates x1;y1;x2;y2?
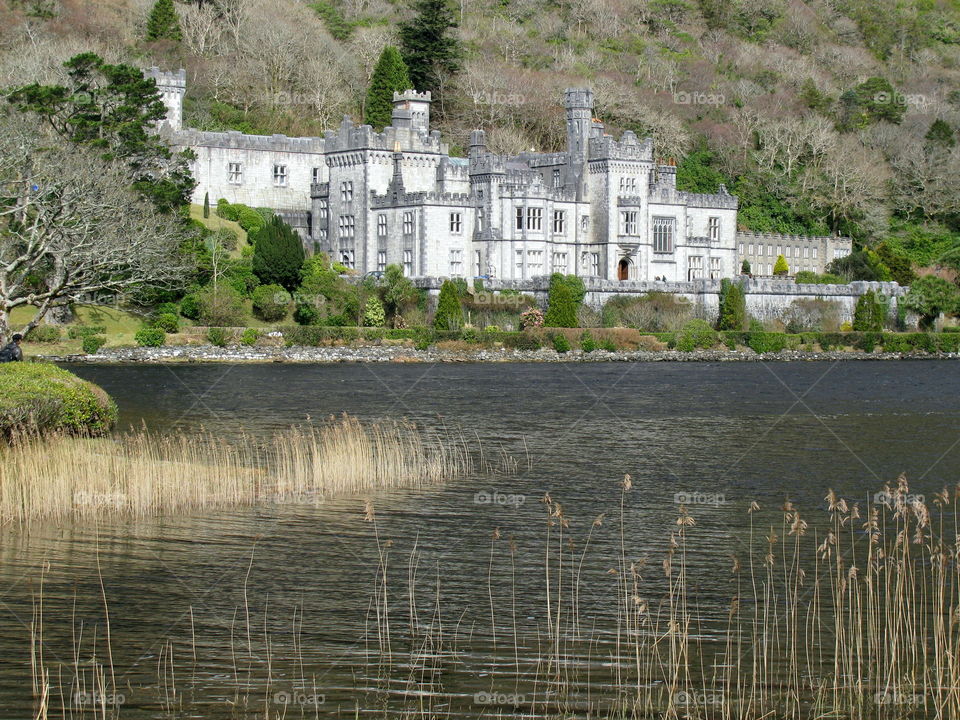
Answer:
0;363;117;436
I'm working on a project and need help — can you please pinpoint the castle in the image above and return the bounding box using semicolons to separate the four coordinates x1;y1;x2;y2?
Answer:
146;68;850;282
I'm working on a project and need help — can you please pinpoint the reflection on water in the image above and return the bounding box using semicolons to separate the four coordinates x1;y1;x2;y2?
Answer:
1;361;958;718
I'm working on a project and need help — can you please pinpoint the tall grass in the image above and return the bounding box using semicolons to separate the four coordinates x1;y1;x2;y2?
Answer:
0;414;471;525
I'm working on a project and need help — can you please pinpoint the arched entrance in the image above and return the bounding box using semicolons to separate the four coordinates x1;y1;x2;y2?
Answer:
618;258;630;281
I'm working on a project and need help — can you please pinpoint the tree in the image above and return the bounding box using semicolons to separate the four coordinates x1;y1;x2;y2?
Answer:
7;52;195;212
717;278;747;330
0;120;192;343
902;275;960;329
741;259;751;274
252;284;292;321
380;264;419;327
828;249;891;282
398;0;462;101
146;0;183;41
875;243;915;286
544;274;584;327
363;296;386;327
773;255;789;276
251;216;306;291
433;280;464;330
853;290;886;331
365;46;411;131
203;192;210;218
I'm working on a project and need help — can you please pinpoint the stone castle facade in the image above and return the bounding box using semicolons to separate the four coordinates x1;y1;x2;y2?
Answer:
146;68;849;281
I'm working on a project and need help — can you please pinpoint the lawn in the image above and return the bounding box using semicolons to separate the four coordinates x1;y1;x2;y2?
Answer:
11;305;148;357
189;203;249;257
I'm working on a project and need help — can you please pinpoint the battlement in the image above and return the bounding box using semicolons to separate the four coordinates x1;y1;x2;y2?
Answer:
736;230;851;246
393;89;432;103
173;128;325;153
563;88;594;110
470;153;507;175
370;189;471;209
144;67;186;89
588;133;654;162
682;189;739;209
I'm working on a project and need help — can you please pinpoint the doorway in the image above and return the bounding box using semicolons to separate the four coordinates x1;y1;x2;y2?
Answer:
618;258;630;281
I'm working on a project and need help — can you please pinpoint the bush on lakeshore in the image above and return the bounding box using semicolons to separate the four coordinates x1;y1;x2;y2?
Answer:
0;363;117;436
179;292;202;320
207;327;229;347
545;274;585;327
676;319;718;352
580;330;597;353
252;284;292;322
151;312;180;333
198;285;246;327
135;327;166;347
67;325;107;340
239;328;260;346
602;292;692;331
433;280;464;331
748;332;787;354
81;335;107;354
26;325;62;343
552;332;571;353
717;279;747;331
853;290;887;332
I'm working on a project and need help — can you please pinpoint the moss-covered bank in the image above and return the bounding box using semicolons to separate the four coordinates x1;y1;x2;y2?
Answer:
0;363;117;436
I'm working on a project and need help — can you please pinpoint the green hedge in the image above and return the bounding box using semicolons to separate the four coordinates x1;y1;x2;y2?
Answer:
0;363;117;436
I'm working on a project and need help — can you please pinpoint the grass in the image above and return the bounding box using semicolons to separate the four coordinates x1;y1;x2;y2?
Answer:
13;305;147;356
0;414;471;525
189;203;249;256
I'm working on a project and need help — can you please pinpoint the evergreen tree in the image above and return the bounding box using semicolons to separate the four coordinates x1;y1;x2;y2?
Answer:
365;46;412;131
717;278;747;330
251;216;306;291
853;290;885;332
146;0;182;42
433;280;464;330
203;192;210;219
544;274;583;327
398;0;462;101
773;255;789;276
741;259;751;274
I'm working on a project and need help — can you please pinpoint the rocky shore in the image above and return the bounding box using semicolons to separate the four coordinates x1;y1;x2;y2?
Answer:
37;344;958;364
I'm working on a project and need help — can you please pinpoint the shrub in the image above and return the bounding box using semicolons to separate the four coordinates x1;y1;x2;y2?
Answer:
252;284;292;322
67;325;107;340
413;327;434;350
519;307;545;330
938;333;960;353
462;327;480;343
855;332;882;353
135;327;166;347
580;331;597;352
741;259;751;274
717;278;747;331
179;292;202;320
853;290;886;332
599;338;617;352
545;274;584;327
433;280;464;331
152;312;180;333
748;332;787;354
0;363;117;436
198;285;245;327
81;335;107;354
363;296;386;327
773;255;789;276
783;298;842;333
795;271;846;284
506;332;543;351
207;327;229;347
602;292;692;331
239;328;259;346
27;325;61;343
882;333;910;352
251;216;306;291
552;333;571;353
676;319;717;351
903;275;960;329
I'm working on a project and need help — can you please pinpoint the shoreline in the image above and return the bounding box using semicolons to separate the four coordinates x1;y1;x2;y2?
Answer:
35;344;960;364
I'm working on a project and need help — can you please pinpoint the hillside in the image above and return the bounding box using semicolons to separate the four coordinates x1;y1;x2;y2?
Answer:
1;0;958;274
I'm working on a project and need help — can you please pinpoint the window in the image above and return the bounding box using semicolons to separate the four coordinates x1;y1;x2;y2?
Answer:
767;244;773;257
622;211;638;235
449;249;463;276
709;257;721;280
527;250;543;275
812;247;818;259
787;246;793;258
515;207;524;231
553;252;567;274
652;217;675;253
338;215;355;238
312;167;322;184
403;249;413;276
687;255;703;281
748;243;753;255
553;168;561;188
340;181;353;201
228;162;243;185
708;217;720;241
526;207;542;231
377;214;387;238
738;242;745;254
803;246;809;258
449;212;462;233
377;250;386;272
619;176;637;193
318;200;328;221
273;165;288;187
403;211;414;235
515;249;524;277
477;209;484;232
834;248;845;259
475;250;482;276
553;210;566;234
340;249;355;269
776;245;782;257
590;252;600;276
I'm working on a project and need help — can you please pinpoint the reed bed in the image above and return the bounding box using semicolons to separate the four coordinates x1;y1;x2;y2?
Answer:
0;414;471;525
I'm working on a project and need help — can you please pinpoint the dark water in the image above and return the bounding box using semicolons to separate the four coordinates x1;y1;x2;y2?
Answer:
1;361;958;718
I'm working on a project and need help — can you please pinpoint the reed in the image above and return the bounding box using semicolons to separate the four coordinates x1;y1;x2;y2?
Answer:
0;414;471;525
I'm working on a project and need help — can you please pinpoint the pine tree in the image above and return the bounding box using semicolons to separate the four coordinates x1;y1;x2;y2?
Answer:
717;278;747;330
853;290;885;332
251;216;306;291
433;280;464;330
203;192;210;219
398;0;461;101
146;0;182;42
365;47;412;131
741;259;751;274
544;274;582;327
773;255;789;276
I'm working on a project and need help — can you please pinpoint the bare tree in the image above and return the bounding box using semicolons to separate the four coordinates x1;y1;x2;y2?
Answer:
0;120;192;342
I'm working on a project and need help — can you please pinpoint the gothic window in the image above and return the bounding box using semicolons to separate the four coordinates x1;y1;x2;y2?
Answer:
709;257;721;280
552;252;567;274
581;215;589;231
273;165;288;187
553;169;561;188
449;212;462;233
804;246;809;258
475;250;482;276
526;207;542;231
527;250;543;275
687;255;703;281
553;210;566;234
708;216;720;241
621;211;638;235
515;249;524;278
515;207;524;231
449;249;463;276
777;245;782;257
652;217;675;253
377;250;386;271
312;167;322;184
228;162;243;185
403;249;413;276
340;249;355;268
767;244;773;256
318;200;328;220
377;214;387;238
738;242;745;254
338;215;355;238
403;211;414;235
477;209;484;232
812;247;818;259
590;252;600;276
340;181;353;201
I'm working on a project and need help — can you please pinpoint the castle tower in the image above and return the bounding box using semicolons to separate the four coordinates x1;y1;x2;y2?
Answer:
391;90;432;133
144;67;186;131
563;88;594;200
